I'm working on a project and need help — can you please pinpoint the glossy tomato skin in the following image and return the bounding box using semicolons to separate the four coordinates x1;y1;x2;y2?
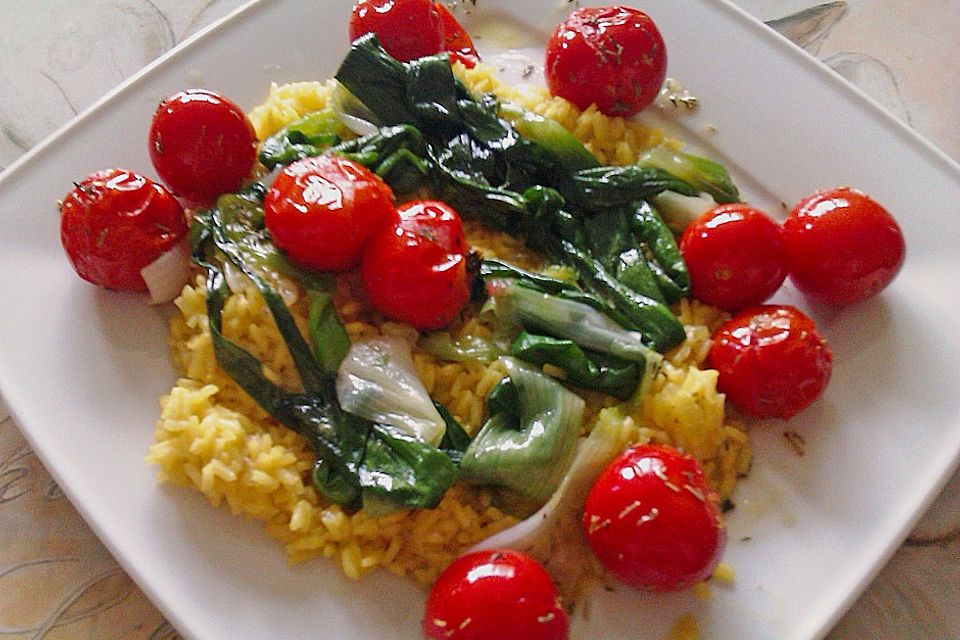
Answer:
149;89;257;206
680;203;788;312
582;444;726;591
435;2;479;68
361;200;471;330
264;155;395;272
423;549;569;640
709;305;833;419
783;187;905;306
60;169;187;291
349;0;445;62
545;6;667;117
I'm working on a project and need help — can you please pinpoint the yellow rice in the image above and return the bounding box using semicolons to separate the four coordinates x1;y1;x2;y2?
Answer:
147;63;751;586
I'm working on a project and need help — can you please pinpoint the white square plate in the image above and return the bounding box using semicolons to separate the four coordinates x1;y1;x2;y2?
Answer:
0;1;957;638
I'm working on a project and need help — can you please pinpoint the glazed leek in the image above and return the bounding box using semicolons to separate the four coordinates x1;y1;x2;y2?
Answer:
460;357;584;515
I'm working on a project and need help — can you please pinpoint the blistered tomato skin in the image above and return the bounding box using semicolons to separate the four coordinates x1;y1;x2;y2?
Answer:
709;305;833;419
264;155;395;272
60;169;187;291
582;444;726;591
361;200;472;330
783;187;905;306
423;549;569;640
349;0;445;62
680;203;788;312
545;6;667;117
148;89;257;206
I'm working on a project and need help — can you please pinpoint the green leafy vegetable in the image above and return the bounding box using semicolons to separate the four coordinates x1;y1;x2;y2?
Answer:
330;125;430;195
511;332;640;399
334;34;417;125
564;165;698;209
616;248;667;304
258;109;345;169
307;289;349;374
435;400;472;464
417;332;507;364
460;357;584;516
486;277;662;366
498;102;599;173
628;200;691;302
555;240;686;352
479;259;579;295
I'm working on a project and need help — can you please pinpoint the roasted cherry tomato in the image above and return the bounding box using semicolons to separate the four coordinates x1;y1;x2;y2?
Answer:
264;155;395;272
149;89;257;206
435;2;479;68
783;187;905;306
60;169;187;291
350;0;478;67
582;443;726;591
545;6;667;117
423;549;569;640
709;305;832;419
680;203;788;312
349;0;445;62
361;200;471;330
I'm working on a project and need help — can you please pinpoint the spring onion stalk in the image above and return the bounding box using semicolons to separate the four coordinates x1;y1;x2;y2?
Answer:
417;332;507;364
330;81;381;136
486;278;663;367
257;109;345;169
336;336;446;447
460;357;584;515
636;143;740;204
498;102;599;173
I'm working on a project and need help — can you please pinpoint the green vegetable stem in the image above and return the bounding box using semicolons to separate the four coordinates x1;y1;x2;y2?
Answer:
636;143;740;204
511;332;640;400
460;357;584;516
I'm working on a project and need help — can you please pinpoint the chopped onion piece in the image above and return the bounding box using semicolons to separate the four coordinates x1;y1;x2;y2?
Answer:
652;190;717;232
336;336;446;446
140;238;192;304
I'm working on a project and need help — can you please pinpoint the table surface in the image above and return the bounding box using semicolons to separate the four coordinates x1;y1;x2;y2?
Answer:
1;1;957;638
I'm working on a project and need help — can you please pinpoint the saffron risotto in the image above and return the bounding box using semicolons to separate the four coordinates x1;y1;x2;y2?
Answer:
146;64;752;586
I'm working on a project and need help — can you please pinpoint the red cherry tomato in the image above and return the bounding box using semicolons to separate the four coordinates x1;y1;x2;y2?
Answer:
783;187;905;306
264;155;395;272
60;169;187;291
361;200;472;330
423;549;569;640
545;6;667;117
709;305;833;419
149;89;257;206
582;444;726;591
680;203;788;312
435;2;479;68
349;0;445;62
349;0;478;67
